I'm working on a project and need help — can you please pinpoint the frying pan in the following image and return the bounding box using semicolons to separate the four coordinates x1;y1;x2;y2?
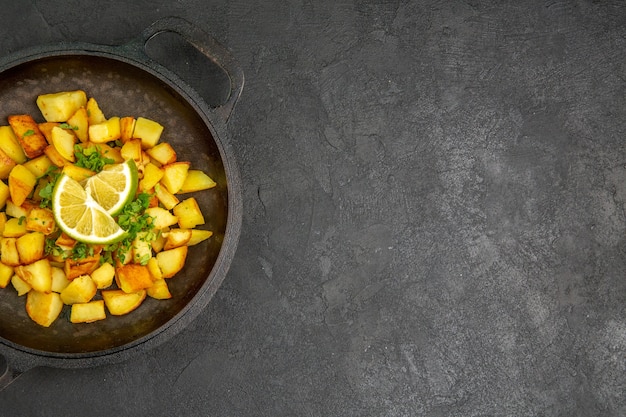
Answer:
0;17;243;390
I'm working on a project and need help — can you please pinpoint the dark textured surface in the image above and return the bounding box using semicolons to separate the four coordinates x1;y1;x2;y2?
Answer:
1;1;625;416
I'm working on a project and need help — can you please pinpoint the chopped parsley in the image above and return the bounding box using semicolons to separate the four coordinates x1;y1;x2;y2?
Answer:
71;242;94;260
74;145;115;172
60;123;78;130
101;191;156;264
38;166;61;209
23;129;35;137
44;237;65;258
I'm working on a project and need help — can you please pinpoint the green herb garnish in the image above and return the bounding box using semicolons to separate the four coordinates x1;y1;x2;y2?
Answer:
74;145;115;172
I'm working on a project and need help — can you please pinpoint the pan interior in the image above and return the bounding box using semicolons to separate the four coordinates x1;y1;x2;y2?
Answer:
0;55;229;354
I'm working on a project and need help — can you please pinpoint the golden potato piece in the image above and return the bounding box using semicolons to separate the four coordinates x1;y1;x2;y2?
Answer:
0;180;9;210
90;262;115;289
8;164;37;207
66;107;89;143
23;154;53;178
50;126;76;162
0;261;14;288
102;289;146;315
60;275;97;305
179;170;216;193
115;263;153;293
1;237;20;266
36;90;87;123
0;147;16;180
147;279;172;300
145;207;178;230
64;255;100;280
156;246;188;278
26;207;56;235
133;117;164;149
8;114;47;159
50;266;70;293
16;232;45;264
89;117;121;144
188;229;213;246
173;197;205;229
26;290;63;327
163;228;192;250
15;258;52;293
161;162;189;194
70;300;106;323
11;274;31;296
0;125;27;164
146;142;176;165
120;117;136;142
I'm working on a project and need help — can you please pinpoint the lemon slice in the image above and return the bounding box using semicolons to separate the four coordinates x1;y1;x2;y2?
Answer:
52;174;127;245
83;159;138;216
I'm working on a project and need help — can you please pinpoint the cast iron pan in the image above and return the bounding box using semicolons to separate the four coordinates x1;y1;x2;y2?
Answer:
0;17;243;390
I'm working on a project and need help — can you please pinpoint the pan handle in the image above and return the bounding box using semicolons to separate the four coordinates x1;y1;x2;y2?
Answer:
123;17;244;123
0;354;22;392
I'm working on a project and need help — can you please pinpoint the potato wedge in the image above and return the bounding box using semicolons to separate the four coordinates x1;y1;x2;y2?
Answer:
50;126;76;162
11;274;31;296
16;232;45;265
15;258;52;293
120;139;142;164
66;107;89;142
64;255;100;280
86;97;106;125
22;154;53;178
62;164;95;182
1;237;20;266
44;144;69;167
70;300;106;323
179;170;216;193
0;126;27;164
3;217;27;238
0;147;16;180
146;257;162;281
145;207;179;230
26;290;63;327
0;180;9;210
147;279;172;300
161;162;189;194
115;263;153;293
146;142;176;165
8;114;47;159
8;164;37;207
50;266;70;293
133;117;164;149
139;163;163;192
154;183;179;210
36;90;87;122
120;117;136;142
188;229;214;246
156;246;188;278
60;274;97;304
90;262;115;289
0;262;14;288
173;197;205;229
26;207;56;235
102;289;146;315
38;122;60;144
89;117;121;144
163;228;192;250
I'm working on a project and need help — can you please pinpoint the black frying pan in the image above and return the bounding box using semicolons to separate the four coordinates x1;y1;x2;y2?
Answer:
0;17;243;390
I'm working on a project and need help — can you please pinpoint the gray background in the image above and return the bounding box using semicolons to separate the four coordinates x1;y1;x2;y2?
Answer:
1;1;625;416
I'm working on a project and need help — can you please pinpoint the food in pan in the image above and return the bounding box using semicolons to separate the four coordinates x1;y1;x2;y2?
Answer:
0;90;217;327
